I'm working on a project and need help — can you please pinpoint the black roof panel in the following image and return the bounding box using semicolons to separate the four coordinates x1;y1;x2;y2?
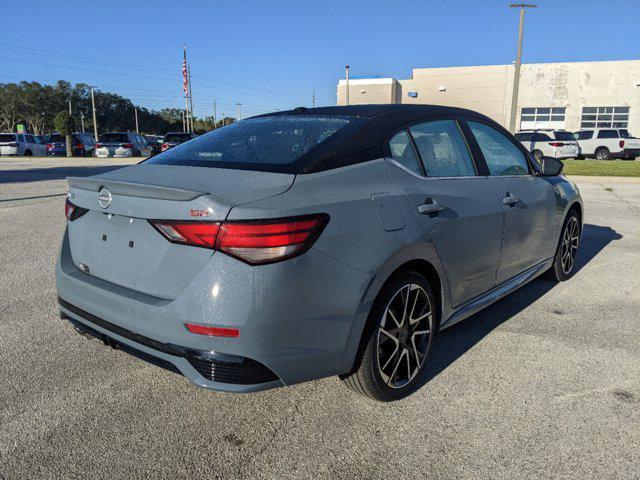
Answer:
256;104;498;173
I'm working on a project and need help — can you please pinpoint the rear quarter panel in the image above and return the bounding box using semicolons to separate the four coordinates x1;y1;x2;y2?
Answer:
228;158;450;374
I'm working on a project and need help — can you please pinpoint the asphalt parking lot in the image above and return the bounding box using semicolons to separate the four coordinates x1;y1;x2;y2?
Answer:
0;157;638;480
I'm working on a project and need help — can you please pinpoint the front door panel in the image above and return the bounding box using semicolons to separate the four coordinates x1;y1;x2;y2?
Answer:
488;176;557;283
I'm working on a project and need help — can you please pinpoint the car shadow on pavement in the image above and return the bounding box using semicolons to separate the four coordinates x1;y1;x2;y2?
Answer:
425;223;622;383
0;165;126;184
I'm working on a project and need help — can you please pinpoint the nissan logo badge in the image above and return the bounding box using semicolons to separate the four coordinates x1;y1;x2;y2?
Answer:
98;187;112;209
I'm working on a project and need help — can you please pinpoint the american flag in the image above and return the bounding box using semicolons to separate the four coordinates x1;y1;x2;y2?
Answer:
182;47;189;97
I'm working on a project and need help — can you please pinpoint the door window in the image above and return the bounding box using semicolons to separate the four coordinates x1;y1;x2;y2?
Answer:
468;121;530;176
597;130;618;139
25;135;35;143
408;120;476;177
388;130;423;176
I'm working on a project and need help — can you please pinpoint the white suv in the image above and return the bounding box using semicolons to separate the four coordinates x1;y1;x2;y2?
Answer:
574;128;640;160
514;130;579;161
0;132;46;156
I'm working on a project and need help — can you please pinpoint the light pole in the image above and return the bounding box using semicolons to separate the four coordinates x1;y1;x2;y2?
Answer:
236;103;242;121
90;87;98;141
508;3;537;133
345;65;350;106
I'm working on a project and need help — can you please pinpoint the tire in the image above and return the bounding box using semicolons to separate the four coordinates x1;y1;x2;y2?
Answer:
595;147;611;160
546;210;581;282
340;271;437;402
24;150;32;157
532;149;544;162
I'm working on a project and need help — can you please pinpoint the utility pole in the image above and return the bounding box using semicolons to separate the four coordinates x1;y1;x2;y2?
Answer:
345;65;350;106
90;87;98;141
213;100;217;129
80;112;85;132
508;3;537;133
312;91;316;108
236;103;242;121
134;107;139;134
68;101;72;114
188;65;194;132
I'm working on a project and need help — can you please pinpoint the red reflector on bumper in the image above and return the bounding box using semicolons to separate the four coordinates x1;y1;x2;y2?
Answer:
185;323;239;338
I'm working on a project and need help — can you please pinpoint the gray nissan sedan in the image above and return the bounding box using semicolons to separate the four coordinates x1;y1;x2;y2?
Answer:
56;105;582;401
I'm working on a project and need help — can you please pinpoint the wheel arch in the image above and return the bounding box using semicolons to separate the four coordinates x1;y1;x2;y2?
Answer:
342;256;445;377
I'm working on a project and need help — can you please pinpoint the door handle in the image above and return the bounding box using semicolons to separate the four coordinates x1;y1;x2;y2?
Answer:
502;192;519;206
418;198;445;214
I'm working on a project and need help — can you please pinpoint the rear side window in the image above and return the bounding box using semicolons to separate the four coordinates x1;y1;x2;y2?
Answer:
99;133;129;143
0;134;15;142
597;130;618;139
553;131;575;141
533;132;552;141
164;133;193;143
619;129;630;138
515;132;532;142
149;116;351;171
409;120;476;177
389;130;423;176
468;121;530;176
576;131;593;140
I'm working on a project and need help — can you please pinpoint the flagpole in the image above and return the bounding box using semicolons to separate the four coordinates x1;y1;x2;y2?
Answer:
188;65;194;133
183;44;190;132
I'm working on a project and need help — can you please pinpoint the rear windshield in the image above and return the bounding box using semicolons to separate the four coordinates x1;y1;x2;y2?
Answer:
554;131;575;141
164;133;193;143
48;134;65;143
0;134;16;142
99;133;129;143
148;116;353;172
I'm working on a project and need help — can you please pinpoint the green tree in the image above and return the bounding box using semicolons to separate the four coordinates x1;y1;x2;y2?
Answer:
54;111;75;157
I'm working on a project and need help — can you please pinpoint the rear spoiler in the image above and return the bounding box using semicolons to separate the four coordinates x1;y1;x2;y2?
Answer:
66;177;205;202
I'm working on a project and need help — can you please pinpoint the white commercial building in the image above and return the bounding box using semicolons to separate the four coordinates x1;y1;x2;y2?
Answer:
337;60;640;133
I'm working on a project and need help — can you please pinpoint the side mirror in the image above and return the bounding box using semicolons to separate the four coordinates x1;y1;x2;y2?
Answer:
541;157;564;176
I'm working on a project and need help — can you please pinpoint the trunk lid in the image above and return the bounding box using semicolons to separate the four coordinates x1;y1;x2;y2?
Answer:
66;164;294;299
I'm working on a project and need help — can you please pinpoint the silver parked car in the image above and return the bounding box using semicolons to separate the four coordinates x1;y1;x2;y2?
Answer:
56;105;582;401
95;132;152;158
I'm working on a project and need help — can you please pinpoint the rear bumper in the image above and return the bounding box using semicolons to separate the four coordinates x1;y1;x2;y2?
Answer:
59;297;283;392
55;229;372;392
621;148;640;159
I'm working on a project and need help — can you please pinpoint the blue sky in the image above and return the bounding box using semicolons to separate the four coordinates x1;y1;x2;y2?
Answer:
4;0;639;118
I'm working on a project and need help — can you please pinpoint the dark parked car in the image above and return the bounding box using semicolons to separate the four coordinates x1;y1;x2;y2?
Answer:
161;132;196;151
144;135;163;156
46;133;96;157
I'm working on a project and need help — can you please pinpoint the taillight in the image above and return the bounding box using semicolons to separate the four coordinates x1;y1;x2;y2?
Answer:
95;143;103;148
65;198;88;221
122;143;133;149
149;214;329;265
161;143;169;151
46;143;54;149
548;142;564;147
185;323;239;338
150;221;220;248
74;143;84;149
619;140;625;148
